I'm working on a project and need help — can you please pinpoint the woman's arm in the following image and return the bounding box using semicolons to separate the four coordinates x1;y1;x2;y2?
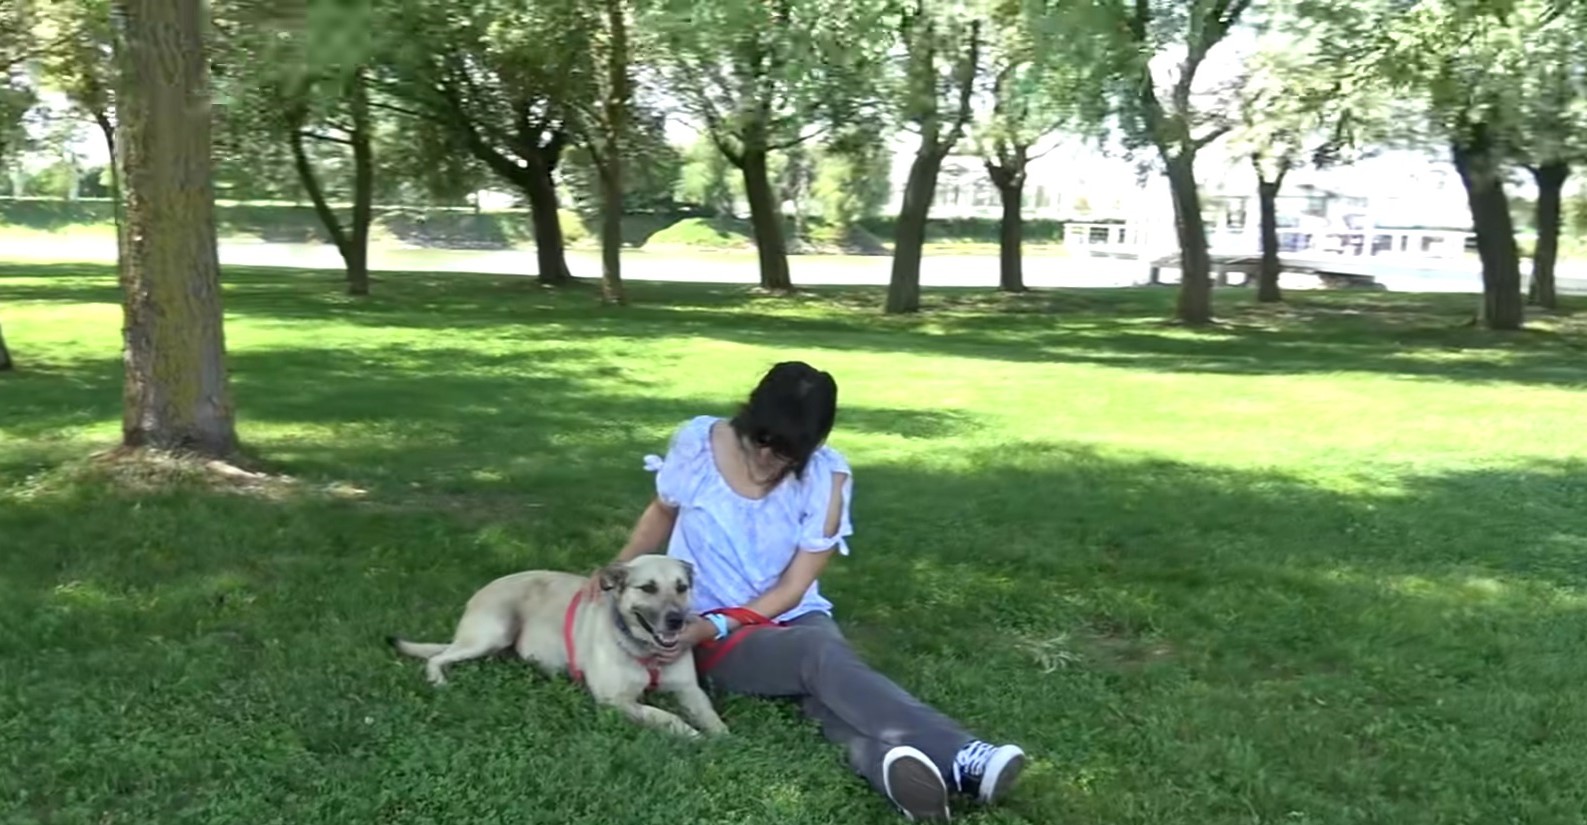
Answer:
583;496;678;597
725;470;850;631
615;496;679;561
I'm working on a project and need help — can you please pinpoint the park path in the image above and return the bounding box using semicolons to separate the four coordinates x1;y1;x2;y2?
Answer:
5;235;1585;295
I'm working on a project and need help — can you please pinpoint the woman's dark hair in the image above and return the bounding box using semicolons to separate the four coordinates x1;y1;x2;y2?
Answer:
729;361;838;484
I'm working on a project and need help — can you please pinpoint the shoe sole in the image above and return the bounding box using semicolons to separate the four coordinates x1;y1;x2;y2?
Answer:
883;747;951;821
977;748;1026;806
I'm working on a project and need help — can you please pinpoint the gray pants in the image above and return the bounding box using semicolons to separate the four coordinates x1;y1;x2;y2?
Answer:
696;611;974;795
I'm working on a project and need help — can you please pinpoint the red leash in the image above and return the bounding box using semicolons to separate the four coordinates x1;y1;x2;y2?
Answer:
695;606;784;673
564;589;660;691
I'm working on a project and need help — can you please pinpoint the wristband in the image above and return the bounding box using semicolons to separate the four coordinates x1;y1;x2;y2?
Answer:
706;613;731;641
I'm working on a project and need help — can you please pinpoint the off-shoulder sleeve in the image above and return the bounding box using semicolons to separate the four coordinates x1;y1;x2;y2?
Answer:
797;447;854;555
643;416;714;508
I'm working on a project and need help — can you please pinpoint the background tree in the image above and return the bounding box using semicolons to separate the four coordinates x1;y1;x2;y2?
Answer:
1226;10;1382;305
650;0;893;293
218;0;380;295
563;0;638;304
676;131;736;215
1075;0;1254;326
1362;0;1534;329
381;0;580;286
811;124;892;245
886;0;983;314
113;0;239;456
0;3;36;373
976;0;1105;292
1505;3;1587;309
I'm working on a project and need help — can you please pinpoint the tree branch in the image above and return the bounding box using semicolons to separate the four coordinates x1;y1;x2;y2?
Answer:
302;131;355;147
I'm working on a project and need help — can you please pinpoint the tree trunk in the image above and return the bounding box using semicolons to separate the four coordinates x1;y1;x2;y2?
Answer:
594;0;627;305
1165;153;1214;325
0;317;13;371
740;148;792;292
887;146;945;314
997;182;1025;292
347;69;374;297
113;0;238;457
1255;164;1285;304
1528;161;1568;310
1451;132;1524;330
94;110;127;271
986;146;1028;293
520;153;573;286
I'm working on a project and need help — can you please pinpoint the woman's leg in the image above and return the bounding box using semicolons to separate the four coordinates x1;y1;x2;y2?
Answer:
697;612;1024;818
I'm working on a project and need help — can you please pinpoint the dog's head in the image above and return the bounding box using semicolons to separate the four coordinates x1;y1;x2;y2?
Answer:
600;555;695;653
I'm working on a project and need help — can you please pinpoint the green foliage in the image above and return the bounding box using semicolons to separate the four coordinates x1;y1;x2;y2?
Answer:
560;106;684;215
812;134;891;230
647;0;895;158
675;134;736;215
6;265;1587;823
33;0;115;128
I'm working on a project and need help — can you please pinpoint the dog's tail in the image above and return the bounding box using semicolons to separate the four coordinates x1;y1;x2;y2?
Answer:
387;635;448;659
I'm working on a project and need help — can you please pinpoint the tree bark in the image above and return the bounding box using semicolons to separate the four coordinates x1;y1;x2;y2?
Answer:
1255;162;1285;304
887;147;945;314
1528;161;1568;310
593;0;627;305
739;148;793;292
0;316;13;371
1451;131;1524;330
94;110;127;271
347;68;374;296
1165;153;1214;325
286;70;373;295
520;151;573;286
113;0;238;457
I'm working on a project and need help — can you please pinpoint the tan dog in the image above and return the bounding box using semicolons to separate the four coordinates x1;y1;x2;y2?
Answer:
388;556;728;738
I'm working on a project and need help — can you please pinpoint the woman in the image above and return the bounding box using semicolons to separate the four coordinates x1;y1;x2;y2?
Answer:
585;361;1025;821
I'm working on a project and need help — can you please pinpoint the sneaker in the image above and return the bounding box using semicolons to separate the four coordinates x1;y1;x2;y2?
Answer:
882;745;951;821
952;740;1026;805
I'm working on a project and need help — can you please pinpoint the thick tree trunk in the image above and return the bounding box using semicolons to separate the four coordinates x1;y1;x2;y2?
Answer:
1255;166;1285;304
0;317;12;371
887;147;945;314
113;0;238;457
1528;161;1568;310
740;148;793;292
1451;132;1524;330
347;69;374;296
520;153;573;286
1165;153;1214;325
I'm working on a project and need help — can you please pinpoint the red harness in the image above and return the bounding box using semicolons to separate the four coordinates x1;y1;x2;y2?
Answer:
694;606;785;672
563;590;661;691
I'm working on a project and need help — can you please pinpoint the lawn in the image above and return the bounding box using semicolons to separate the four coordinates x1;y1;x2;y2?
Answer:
2;264;1586;825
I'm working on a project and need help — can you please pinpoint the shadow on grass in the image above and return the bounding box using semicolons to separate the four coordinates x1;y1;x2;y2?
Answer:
7;264;1582;389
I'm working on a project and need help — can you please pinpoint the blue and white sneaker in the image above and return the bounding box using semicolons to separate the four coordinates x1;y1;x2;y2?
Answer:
952;740;1026;805
882;746;952;821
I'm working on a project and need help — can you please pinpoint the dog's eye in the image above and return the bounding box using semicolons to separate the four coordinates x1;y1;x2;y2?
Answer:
638;582;659;594
675;582;689;593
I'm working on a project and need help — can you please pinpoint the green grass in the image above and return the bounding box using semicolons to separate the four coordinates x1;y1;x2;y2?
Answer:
4;265;1587;824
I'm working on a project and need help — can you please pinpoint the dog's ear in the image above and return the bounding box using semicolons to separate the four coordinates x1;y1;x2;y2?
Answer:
599;562;629;592
677;559;695;588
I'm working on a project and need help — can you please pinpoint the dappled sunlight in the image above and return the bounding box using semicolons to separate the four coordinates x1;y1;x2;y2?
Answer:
6;266;1587;825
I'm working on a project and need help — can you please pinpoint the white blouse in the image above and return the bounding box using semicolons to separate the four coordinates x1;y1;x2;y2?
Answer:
643;415;854;622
